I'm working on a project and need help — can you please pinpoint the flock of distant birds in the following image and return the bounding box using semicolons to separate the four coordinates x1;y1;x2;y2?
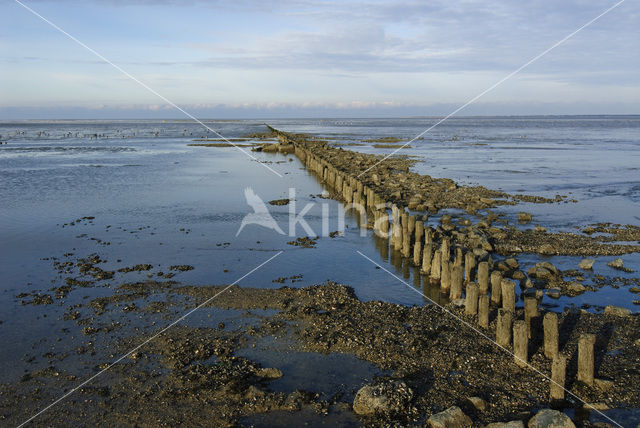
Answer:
0;128;214;144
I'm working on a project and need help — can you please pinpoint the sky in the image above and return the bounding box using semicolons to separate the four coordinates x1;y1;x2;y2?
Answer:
0;0;638;119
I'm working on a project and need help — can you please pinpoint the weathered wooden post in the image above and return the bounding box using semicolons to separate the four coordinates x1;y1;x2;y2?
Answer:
550;354;566;402
543;312;559;359
402;227;411;258
465;283;479;315
430;251;442;283
496;309;513;348
490;271;503;305
478;294;490;328
441;237;450;264
415;221;424;248
501;279;516;313
413;239;422;266
440;258;451;293
477;262;489;294
524;297;539;339
464;252;476;283
421;242;433;275
408;215;416;237
513;320;528;367
450;265;463;299
577;334;596;386
454;247;463;268
392;221;402;251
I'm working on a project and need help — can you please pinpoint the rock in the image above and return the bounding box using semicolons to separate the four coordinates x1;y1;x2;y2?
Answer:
427;406;472;428
528;409;575;428
255;367;283;379
603;305;632;317
537;262;559;276
512;270;526;280
485;421;525;428
505;258;519;269
352;380;413;415
579;259;595;270
546;288;561;298
567;282;586;294
518;212;532;222
529;267;554;281
607;258;624;269
473;248;489;260
466;396;487;411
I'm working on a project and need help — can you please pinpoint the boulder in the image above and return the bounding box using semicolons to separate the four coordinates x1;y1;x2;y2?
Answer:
518;212;532;222
566;282;586;294
546;288;561;299
604;305;632;317
352;380;413;415
537;262;559;276
607;258;624;269
466;396;487;411
528;409;575;428
529;267;554;281
427;406;472;428
505;258;519;269
579;259;595;270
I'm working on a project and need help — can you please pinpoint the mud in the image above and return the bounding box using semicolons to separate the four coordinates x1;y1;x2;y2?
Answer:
3;282;638;426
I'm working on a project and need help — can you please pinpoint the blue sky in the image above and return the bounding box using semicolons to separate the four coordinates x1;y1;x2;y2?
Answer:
1;0;638;118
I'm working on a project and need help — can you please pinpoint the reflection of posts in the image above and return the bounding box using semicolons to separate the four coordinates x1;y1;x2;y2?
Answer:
340;202;368;237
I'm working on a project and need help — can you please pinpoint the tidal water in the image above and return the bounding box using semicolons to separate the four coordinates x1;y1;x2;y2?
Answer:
0;117;638;393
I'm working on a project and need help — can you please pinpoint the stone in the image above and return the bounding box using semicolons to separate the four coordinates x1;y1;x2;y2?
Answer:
546;288;561;299
512;270;526;280
518;212;532;222
485;422;525;428
529;267;554;281
607;258;624;269
537;261;559;276
567;282;586;294
466;396;487;411
505;258;519;269
528;409;575;428
427;406;472;428
579;259;595;270
352;380;413;415
604;305;632;317
255;367;283;379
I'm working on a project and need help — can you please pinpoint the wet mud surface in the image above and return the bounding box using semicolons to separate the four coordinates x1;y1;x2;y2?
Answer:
2;282;639;426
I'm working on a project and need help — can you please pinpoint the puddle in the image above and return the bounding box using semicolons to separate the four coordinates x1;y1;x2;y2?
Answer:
238;336;387;402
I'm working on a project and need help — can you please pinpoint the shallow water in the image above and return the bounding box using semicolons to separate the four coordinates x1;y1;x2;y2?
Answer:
0;117;638;387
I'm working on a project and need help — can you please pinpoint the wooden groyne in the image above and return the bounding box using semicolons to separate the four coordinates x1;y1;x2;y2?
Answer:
265;125;630;402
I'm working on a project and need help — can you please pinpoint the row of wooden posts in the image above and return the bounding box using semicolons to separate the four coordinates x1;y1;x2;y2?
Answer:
293;140;598;402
